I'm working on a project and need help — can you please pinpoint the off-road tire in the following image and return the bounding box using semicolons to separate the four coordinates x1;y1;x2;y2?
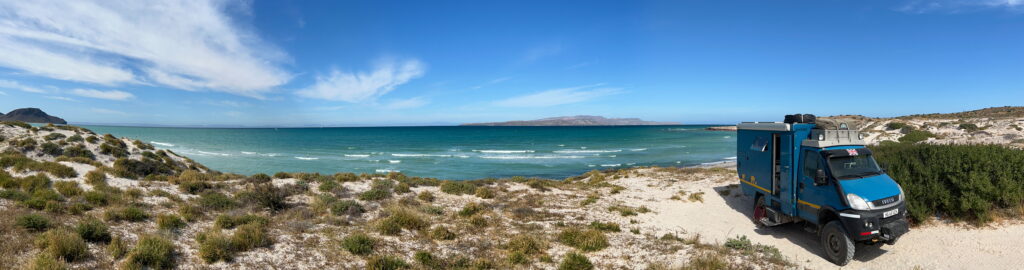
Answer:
821;220;855;266
753;195;767;227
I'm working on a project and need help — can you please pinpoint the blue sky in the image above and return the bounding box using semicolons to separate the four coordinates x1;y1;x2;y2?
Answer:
0;0;1022;126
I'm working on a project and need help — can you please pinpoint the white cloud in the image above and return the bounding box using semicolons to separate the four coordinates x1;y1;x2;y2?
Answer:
494;84;622;107
0;0;291;96
383;97;429;110
0;79;48;93
297;58;425;102
899;0;1023;13
71;89;134;101
46;96;77;102
472;77;512;89
521;42;563;63
91;108;126;114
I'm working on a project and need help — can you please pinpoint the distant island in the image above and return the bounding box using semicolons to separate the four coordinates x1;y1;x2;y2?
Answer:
461;115;681;126
0;108;66;124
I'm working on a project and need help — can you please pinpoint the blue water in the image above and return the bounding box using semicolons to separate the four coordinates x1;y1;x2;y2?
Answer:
81;125;736;180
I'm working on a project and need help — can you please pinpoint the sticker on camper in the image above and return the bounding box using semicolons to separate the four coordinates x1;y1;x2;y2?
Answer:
846;149;859;156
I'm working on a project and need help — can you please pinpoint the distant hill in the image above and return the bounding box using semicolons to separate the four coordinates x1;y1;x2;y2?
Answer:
0;108;67;124
461;115;680;126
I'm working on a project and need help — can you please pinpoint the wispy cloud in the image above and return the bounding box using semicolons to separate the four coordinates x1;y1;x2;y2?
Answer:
521;42;563;63
494;84;622;107
71;89;134;101
0;0;291;97
0;79;47;93
46;96;77;102
471;77;512;89
383;97;429;110
91;108;126;115
898;0;1024;13
297;58;425;102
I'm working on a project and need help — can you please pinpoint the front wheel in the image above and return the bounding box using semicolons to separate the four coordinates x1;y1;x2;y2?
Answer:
820;220;855;266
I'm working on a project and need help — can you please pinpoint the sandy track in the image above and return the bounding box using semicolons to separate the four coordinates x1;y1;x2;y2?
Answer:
610;171;1024;269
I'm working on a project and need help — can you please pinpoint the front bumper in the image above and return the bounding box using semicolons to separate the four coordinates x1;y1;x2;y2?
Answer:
837;201;909;244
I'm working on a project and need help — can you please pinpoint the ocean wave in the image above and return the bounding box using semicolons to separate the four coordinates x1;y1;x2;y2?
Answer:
480;155;586;160
150;141;175;147
629;148;647;151
724;156;737;160
376;169;400;173
553;149;621;154
344;154;370;158
392;153;452;157
241;151;257;155
295;156;319;160
262;153;280;157
388;160;401;163
666;128;690;131
197;151;231;157
472;150;535;154
723;136;731;138
601;164;621;167
607;155;617;158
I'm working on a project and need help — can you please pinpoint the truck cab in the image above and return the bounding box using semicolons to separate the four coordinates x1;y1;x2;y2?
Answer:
736;114;909;265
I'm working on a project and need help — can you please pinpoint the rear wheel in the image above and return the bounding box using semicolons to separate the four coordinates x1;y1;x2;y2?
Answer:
752;196;767;226
820;220;855;266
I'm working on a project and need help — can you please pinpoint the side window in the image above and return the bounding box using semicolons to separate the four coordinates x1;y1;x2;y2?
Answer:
750;136;769;152
802;151;820;178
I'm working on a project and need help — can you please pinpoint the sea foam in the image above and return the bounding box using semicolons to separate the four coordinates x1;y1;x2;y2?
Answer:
150;141;175;147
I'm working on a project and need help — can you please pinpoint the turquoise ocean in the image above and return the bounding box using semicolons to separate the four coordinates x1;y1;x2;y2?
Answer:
81;125;736;180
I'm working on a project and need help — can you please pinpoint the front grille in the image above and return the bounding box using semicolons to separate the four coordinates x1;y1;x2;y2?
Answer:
871;195;899;207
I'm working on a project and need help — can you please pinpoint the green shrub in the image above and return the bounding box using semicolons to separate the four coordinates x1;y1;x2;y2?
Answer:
273;172;291;179
959;123;980;132
872;143;1024;224
214;214;268;229
394;182;411;194
557;228;608;252
588;221;621;232
430;226;456;240
414;251;441;268
558;252;593;270
100;143;129;158
104;206;150;222
16;213;51;232
376;207;428;235
85;136;99;144
580;193;598;206
108;236;129;259
248;173;272;184
75;218;111;243
61;145;95;160
53;181;82;197
231;223;271;250
330;200;365;216
44;133;66;141
238;183;289;211
113;158;173;179
359;188;391;201
178;181;212;194
35;229;88;262
507;234;547;256
28;253;68;270
417;191;435;202
83;191;110;206
157;214;186;231
124;234;176;270
458;202;485;217
41;142;63;156
3;120;31;129
19;174;52;192
133;140;154;150
85;170;106;186
885;122;907;130
474;187;495;199
439;181;476;195
341;232;376;255
198;191;236;210
66;134;83;142
366;255;409;270
178;204;202;222
197;231;235;263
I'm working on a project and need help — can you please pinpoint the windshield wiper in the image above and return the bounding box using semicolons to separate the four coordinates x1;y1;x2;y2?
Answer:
842;171;881;179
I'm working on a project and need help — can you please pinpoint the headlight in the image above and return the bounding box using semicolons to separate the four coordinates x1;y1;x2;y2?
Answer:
898;184;905;201
847;193;870;210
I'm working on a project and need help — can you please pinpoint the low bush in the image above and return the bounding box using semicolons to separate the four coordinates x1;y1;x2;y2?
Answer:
430;226;456;240
61;145;95;160
85;170;106;186
28;253;67;270
104;206;150;222
330;200;365;216
83;191;110;206
16;213;52;232
133;140;154;150
341;232;376;255
157;214;186;231
198;231;235;263
178;181;213;195
41;142;63;156
872;143;1024;224
75;218;111;243
54;181;82;197
179;204;202;222
558;252;593;270
366;255;409;270
248;173;272;184
885;122;907;130
237;183;289;211
474;187;495;199
124;234;176;270
2;120;31;129
439;181;476;195
359;188;391;201
417;191;435;202
376;207;428;235
108;236;129;259
458;202;485;217
557;228;608;252
898;130;936;143
197;191;237;211
113;158;175;179
44;133;66;141
66;134;83;142
959;123;980;132
507;234;548;256
273;172;291;179
35;229;88;262
231;223;271;250
588;221;620;232
394;182;411;194
100;143;129;158
214;214;269;229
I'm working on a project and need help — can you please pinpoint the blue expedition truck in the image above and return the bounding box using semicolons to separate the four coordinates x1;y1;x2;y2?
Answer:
736;114;909;265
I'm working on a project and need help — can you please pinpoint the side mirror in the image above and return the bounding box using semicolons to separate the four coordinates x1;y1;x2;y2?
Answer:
814;169;828;186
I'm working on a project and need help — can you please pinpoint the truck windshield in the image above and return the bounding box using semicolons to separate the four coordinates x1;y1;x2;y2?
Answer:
828;154;883;180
